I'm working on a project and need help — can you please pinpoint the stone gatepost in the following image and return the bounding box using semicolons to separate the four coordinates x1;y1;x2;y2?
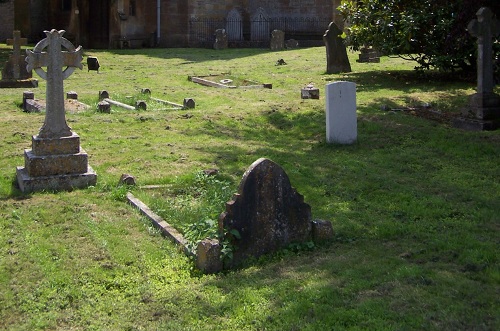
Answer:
16;29;97;193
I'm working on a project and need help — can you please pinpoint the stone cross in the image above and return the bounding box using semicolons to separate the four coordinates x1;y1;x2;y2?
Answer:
6;30;28;79
26;29;83;138
467;7;500;95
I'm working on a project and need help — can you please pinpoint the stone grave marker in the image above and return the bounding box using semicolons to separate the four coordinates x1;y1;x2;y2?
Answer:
323;22;352;74
357;47;380;63
226;8;243;42
0;31;37;88
454;7;500;130
216;158;333;269
16;29;97;193
213;29;228;50
251;7;270;42
326;81;357;144
301;83;320;99
87;56;100;72
270;30;285;51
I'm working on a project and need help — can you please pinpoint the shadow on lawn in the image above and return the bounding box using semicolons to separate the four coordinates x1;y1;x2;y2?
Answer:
104;47;277;63
341;70;476;94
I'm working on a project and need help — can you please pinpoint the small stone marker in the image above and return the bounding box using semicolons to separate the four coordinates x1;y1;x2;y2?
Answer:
0;31;37;88
119;173;136;186
217;158;332;268
323;22;352;74
16;29;97;193
454;7;500;130
357;47;380;63
301;83;320;99
270;30;285;51
22;90;34;111
183;98;196;109
87;56;100;72
213;29;228;50
326;81;357;144
135;100;147;110
99;90;109;100
97;100;111;113
66;91;78;100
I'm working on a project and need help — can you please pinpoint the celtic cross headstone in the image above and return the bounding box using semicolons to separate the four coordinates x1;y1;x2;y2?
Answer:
26;29;83;138
16;29;96;193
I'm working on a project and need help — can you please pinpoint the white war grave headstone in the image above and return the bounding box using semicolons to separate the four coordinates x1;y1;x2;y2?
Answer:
326;81;357;144
16;29;97;193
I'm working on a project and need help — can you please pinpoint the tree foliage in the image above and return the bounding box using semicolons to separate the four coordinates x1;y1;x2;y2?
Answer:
338;0;500;74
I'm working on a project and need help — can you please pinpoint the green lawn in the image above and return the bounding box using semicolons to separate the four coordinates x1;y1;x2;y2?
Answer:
0;45;498;330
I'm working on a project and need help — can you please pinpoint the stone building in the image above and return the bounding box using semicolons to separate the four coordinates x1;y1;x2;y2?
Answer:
3;0;341;48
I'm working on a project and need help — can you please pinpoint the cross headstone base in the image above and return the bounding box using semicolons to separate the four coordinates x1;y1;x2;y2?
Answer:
0;77;38;89
16;132;97;193
465;93;500;120
453;92;500;131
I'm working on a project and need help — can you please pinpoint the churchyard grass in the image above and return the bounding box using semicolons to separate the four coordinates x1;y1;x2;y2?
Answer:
0;44;499;330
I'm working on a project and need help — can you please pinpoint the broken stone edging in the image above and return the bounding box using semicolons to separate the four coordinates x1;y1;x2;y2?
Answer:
126;192;191;256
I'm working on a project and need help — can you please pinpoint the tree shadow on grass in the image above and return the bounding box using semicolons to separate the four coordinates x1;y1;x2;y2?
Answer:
340;70;476;94
104;47;278;63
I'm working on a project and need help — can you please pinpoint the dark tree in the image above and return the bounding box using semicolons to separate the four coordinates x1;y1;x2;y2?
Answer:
338;0;500;76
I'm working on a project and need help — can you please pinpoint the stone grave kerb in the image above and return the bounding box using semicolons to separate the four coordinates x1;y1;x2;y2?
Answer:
26;29;83;138
6;31;28;80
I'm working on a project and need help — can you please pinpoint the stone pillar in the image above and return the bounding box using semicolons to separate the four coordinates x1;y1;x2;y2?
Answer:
454;7;500;130
326;81;357;144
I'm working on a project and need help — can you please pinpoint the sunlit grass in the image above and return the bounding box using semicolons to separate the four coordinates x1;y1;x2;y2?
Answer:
0;44;498;330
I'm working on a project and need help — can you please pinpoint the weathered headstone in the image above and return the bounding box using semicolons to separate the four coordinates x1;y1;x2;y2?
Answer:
16;29;97;193
323;22;352;74
326;81;357;144
357;47;380;63
218;158;330;268
0;31;37;88
226;8;243;42
454;7;500;130
270;30;285;51
213;29;228;50
251;7;270;42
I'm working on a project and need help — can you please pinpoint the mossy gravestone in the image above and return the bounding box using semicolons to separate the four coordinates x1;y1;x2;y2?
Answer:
195;158;333;273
